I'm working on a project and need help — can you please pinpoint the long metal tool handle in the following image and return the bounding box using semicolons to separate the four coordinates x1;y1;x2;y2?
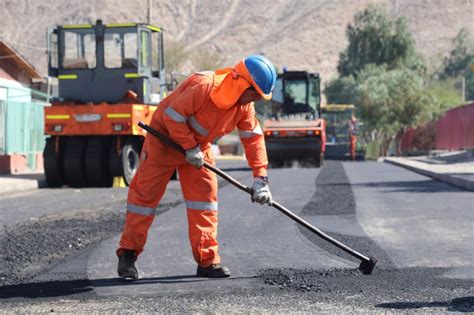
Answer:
138;122;371;263
138;122;252;195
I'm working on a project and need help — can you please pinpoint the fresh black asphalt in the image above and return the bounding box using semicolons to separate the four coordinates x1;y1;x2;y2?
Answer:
0;160;472;312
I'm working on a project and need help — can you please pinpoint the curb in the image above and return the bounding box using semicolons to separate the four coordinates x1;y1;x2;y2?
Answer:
384;158;474;192
0;178;47;195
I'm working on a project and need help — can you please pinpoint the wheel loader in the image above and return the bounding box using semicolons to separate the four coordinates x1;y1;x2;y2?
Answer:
43;20;168;187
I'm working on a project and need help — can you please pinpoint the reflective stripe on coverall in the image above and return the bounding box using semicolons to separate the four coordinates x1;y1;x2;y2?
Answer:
118;70;268;267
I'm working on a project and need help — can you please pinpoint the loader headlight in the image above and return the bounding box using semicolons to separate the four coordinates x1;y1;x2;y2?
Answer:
53;125;63;132
272;131;279;136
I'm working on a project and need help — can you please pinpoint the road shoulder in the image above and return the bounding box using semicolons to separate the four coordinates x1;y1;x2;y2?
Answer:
383;153;474;192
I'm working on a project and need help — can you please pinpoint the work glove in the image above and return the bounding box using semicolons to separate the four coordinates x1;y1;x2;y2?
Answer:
186;146;205;169
251;176;272;205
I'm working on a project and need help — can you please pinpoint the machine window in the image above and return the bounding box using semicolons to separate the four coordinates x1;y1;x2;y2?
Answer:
62;30;96;69
49;31;58;68
272;78;283;104
283;79;312;114
266;78;283;117
104;31;138;69
104;33;122;68
151;31;160;75
308;78;321;114
140;30;150;68
285;80;306;104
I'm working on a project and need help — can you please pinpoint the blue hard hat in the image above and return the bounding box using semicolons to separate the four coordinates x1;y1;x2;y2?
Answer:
243;55;277;100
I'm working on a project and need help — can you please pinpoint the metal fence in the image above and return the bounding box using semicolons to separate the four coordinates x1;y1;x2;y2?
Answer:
399;102;474;154
0;100;47;169
436;102;474;150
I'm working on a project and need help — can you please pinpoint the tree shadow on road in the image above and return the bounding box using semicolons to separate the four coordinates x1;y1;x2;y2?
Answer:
376;296;474;313
0;274;202;298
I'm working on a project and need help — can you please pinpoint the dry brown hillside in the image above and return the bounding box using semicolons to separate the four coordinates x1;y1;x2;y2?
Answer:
1;0;473;82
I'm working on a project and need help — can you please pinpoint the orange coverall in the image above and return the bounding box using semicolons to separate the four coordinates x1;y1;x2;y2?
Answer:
118;65;268;267
349;117;357;161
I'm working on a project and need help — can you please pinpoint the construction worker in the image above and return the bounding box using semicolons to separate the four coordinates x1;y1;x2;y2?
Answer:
117;55;276;280
349;115;357;161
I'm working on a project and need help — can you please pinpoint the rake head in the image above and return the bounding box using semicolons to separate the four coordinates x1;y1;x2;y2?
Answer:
358;256;377;275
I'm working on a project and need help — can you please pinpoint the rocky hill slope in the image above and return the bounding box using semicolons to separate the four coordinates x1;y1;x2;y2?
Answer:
1;0;473;82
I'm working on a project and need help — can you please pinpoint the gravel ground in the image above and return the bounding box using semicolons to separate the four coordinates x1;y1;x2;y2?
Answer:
0;291;410;313
0;286;472;313
260;267;474;312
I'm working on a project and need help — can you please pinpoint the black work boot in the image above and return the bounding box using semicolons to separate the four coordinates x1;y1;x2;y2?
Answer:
117;250;138;280
196;263;231;278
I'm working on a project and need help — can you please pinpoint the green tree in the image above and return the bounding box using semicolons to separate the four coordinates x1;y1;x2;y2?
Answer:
466;66;474;101
356;65;391;137
355;65;432;154
324;75;358;104
337;5;423;78
431;28;474;106
324;5;433;156
442;28;474;78
425;78;463;113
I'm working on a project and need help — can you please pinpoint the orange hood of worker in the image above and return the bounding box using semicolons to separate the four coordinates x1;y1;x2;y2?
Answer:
210;60;254;109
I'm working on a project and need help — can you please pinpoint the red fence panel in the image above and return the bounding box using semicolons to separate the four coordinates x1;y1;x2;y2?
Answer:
400;128;415;151
436;102;474;150
400;122;436;155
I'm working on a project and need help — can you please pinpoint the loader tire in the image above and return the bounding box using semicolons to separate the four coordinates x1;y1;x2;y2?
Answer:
43;137;64;187
86;137;113;187
63;137;88;187
122;138;142;185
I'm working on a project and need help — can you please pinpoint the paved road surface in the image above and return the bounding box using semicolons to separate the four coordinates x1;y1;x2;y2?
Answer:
0;160;472;313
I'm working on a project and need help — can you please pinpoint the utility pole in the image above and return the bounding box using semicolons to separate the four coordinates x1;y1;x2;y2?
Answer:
147;0;152;24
